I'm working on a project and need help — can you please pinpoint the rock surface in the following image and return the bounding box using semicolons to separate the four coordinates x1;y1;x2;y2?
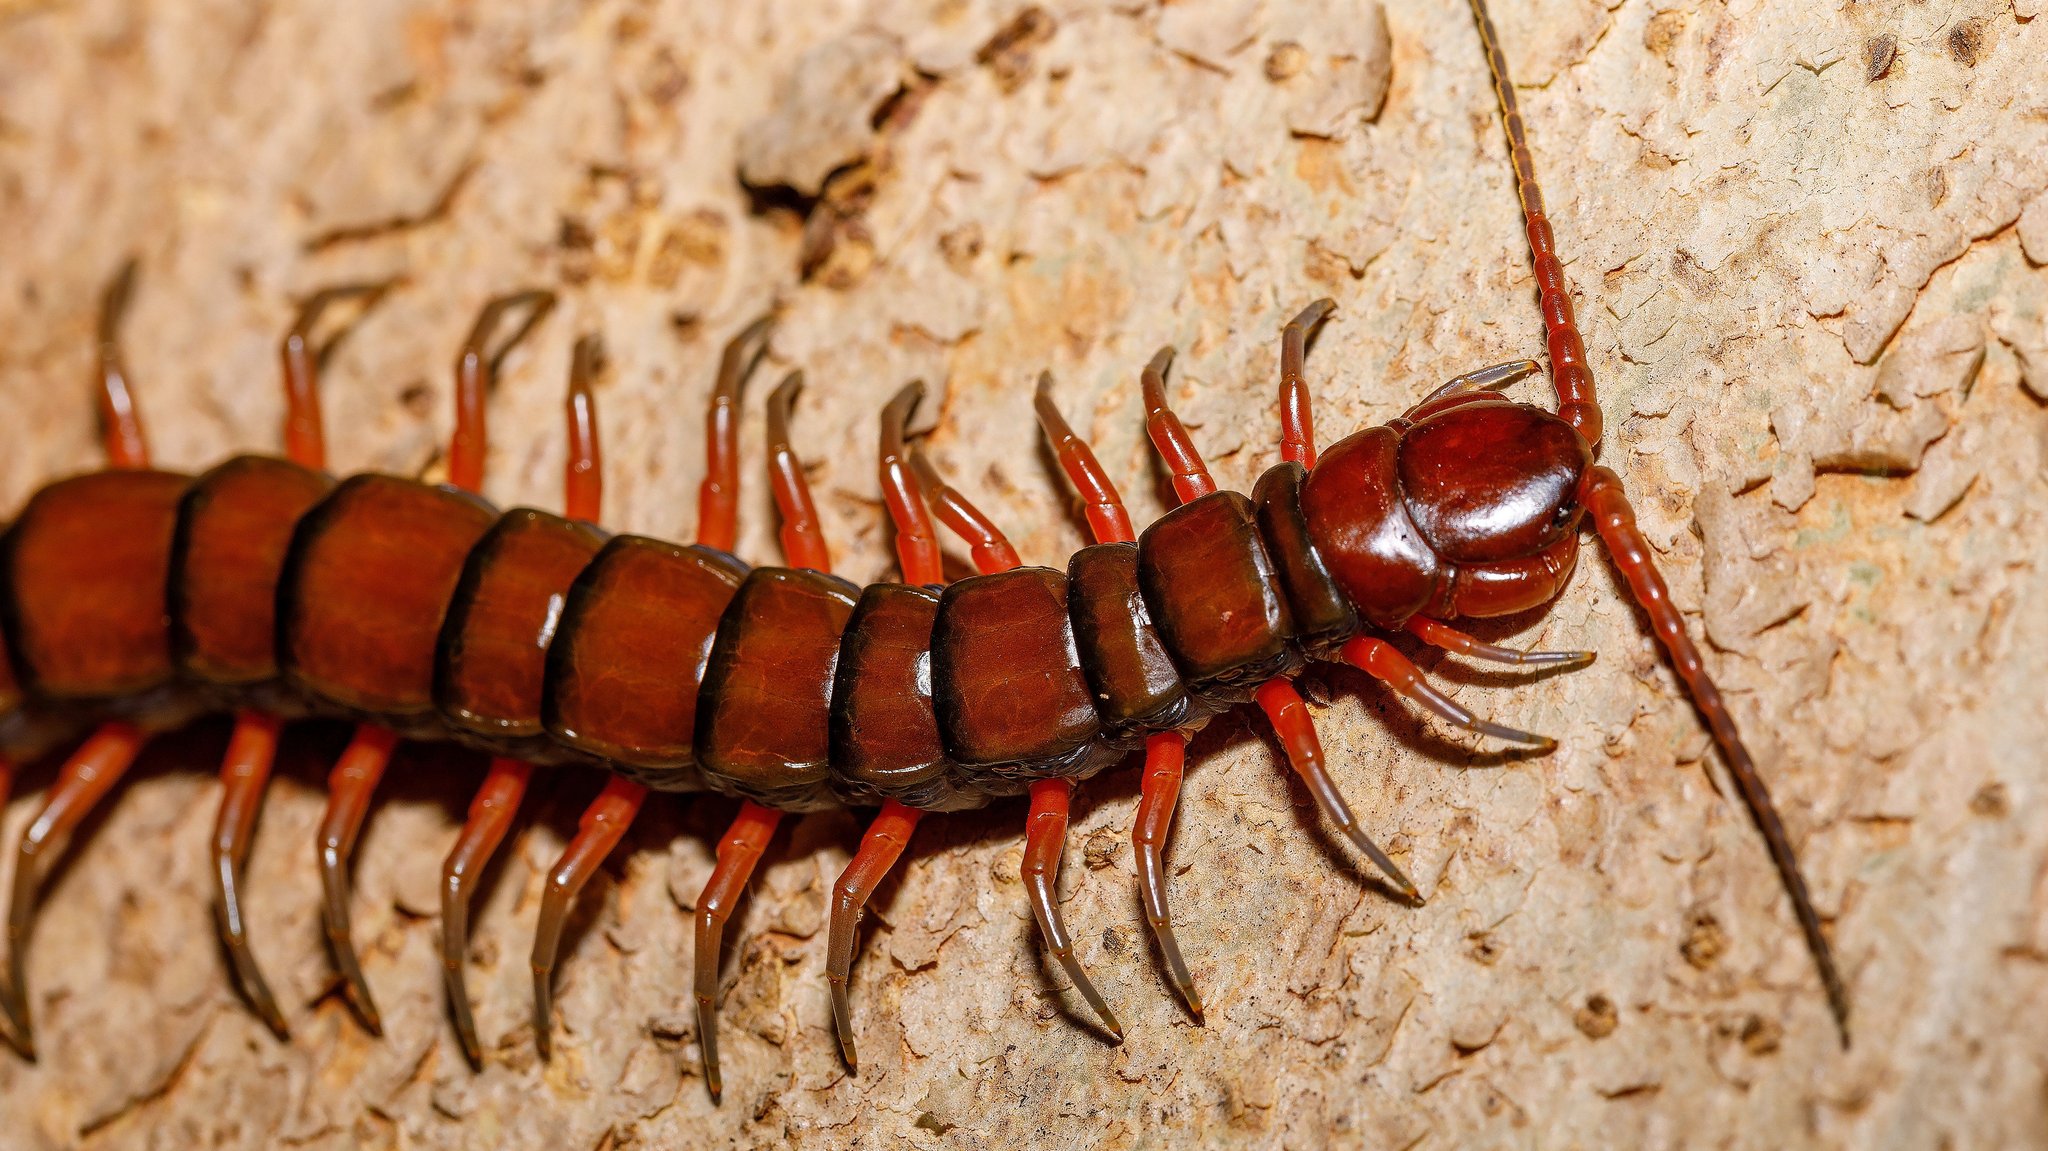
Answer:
1;0;2044;1147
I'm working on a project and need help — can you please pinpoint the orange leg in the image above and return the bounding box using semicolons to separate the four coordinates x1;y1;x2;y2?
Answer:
1034;372;1136;544
280;280;394;470
825;799;921;1072
445;330;602;1063
316;725;399;1034
448;289;556;494
1340;636;1554;751
18;264;150;1043
4;722;150;1054
819;387;947;1076
1133;732;1201;1015
696;315;776;552
880;383;945;585
1040;374;1215;1016
95;259;148;469
914;441;1126;1038
531;775;646;1060
693;800;782;1101
909;452;1021;574
1139;346;1217;504
1278;300;1337;468
1253;679;1418;901
1583;465;1847;1041
766;371;831;572
564;334;605;523
440;757;532;1067
213;711;289;1039
1023;778;1123;1041
1406;616;1593;668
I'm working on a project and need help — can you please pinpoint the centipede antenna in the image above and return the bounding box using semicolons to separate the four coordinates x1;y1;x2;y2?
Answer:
694;800;784;1102
565;333;605;523
1467;0;1601;449
1341;636;1556;753
4;722;150;1055
826;799;923;1073
698;313;778;552
1407;617;1595;669
1279;299;1337;468
530;775;645;1061
281;280;398;470
1023;779;1123;1042
766;370;832;572
880;382;945;585
1139;345;1217;504
95;257;148;469
213;711;290;1040
1253;680;1420;903
1582;466;1850;1044
1034;372;1136;544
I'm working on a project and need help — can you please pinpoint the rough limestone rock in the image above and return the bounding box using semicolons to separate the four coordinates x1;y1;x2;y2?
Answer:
1;0;2044;1147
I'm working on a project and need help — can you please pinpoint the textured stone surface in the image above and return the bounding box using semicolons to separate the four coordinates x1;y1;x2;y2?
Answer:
2;0;2045;1147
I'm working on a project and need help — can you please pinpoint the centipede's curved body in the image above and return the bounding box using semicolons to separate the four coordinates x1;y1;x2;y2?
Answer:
0;0;1848;1101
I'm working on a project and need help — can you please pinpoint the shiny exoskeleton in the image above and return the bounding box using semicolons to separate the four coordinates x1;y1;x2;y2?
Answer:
0;0;1848;1104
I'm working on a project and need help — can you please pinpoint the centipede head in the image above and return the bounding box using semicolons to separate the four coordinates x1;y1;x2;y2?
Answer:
1300;397;1592;628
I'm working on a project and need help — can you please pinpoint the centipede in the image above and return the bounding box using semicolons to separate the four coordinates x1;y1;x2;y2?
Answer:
0;0;1849;1106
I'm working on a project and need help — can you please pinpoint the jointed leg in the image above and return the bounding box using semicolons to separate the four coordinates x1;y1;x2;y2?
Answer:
912;455;1122;1038
823;388;950;1074
693;800;782;1101
1043;374;1208;1015
3;722;150;1055
213;711;289;1039
1407;617;1592;668
280;281;394;470
448;289;556;494
1253;680;1419;901
766;371;831;572
910;452;1021;573
1140;347;1217;503
317;725;399;1034
1279;300;1337;468
563;333;605;523
442;756;532;1067
531;775;645;1059
96;259;148;470
1341;636;1554;751
825;799;922;1071
450;333;602;1062
1034;372;1135;543
1023;778;1122;1040
880;383;945;585
696;315;776;552
1133;732;1201;1014
1582;465;1848;1041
